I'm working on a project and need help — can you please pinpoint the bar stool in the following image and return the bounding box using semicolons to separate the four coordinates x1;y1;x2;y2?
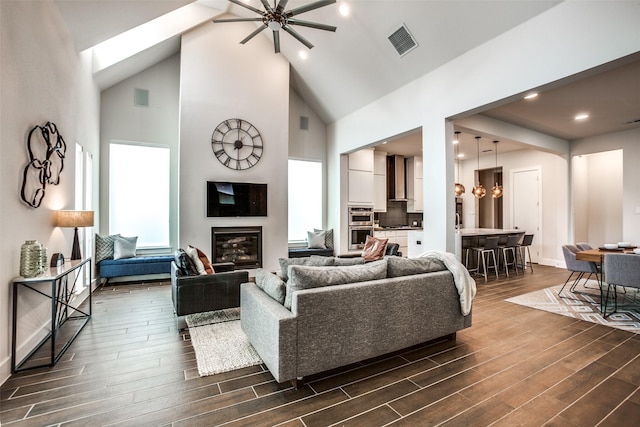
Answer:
466;236;499;282
499;234;522;277
516;234;534;273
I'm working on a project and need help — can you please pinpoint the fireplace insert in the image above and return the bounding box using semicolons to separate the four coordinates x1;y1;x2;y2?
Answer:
211;226;262;269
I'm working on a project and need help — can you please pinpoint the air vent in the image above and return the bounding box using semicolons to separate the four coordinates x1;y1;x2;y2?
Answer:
388;24;418;57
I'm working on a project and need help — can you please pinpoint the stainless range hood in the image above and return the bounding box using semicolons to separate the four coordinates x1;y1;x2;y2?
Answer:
387;155;407;200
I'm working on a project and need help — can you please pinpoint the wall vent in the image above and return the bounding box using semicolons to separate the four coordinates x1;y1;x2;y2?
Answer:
388;24;418;57
300;116;309;130
134;88;149;107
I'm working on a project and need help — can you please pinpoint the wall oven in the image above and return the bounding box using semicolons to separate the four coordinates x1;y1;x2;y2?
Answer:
348;206;374;251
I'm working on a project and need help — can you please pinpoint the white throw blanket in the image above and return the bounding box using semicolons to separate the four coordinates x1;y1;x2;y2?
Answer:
418;250;476;316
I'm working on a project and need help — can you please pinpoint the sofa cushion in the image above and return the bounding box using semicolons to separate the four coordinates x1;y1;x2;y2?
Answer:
113;235;137;260
174;249;199;276
278;256;335;281
361;235;388;261
95;233;120;263
332;256;366;266
386;256;447;278
255;269;286;305
284;259;388;310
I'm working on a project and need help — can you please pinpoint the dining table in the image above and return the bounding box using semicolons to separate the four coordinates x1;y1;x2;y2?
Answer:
575;247;638;317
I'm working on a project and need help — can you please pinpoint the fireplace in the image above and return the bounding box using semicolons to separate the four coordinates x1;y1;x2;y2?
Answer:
211;226;262;269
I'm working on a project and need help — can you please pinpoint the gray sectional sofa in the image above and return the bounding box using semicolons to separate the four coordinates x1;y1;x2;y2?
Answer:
240;255;474;385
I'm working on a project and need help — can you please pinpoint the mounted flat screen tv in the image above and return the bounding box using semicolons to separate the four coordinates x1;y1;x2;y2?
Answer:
207;181;267;217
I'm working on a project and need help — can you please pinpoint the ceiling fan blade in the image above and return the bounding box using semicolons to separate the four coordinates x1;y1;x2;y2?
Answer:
273;30;280;53
228;0;264;15
287;18;336;32
259;0;274;13
240;24;268;44
286;0;335;17
275;0;290;14
213;18;265;23
282;25;314;49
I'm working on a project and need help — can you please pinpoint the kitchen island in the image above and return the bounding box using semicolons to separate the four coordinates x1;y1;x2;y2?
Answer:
457;228;525;267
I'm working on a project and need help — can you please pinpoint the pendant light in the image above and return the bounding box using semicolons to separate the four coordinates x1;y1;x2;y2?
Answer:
454;131;465;197
491;140;503;198
472;136;486;198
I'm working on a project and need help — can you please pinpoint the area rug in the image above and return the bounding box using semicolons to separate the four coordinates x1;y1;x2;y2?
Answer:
506;280;640;333
186;308;263;376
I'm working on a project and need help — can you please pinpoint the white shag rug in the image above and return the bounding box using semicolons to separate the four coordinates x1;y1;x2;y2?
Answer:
186;308;263;376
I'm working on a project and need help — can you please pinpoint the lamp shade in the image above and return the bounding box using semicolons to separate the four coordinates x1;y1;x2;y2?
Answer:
55;210;94;228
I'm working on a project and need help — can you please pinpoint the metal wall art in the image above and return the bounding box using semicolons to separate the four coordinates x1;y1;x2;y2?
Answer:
20;122;67;208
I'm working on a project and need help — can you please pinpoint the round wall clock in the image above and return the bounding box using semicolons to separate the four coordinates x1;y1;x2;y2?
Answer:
211;118;263;170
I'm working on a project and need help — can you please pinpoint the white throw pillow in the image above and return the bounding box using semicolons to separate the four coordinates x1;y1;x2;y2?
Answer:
113;235;137;260
307;230;326;249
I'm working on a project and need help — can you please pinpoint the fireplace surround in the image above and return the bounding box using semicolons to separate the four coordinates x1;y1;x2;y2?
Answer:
211;226;262;269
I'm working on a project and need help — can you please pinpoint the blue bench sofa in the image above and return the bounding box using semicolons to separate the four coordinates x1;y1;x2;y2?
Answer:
98;255;174;285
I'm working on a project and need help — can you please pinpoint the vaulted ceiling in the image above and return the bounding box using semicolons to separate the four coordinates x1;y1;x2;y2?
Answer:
53;0;640;156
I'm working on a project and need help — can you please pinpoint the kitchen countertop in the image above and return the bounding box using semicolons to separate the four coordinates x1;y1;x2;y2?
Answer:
457;228;523;236
375;226;423;231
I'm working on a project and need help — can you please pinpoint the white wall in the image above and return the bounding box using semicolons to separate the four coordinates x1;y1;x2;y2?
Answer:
327;1;640;261
100;54;181;251
0;1;100;383
179;22;290;272
572;128;640;245
289;89;328;227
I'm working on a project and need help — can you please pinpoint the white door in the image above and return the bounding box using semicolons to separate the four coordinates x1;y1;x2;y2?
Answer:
512;168;541;263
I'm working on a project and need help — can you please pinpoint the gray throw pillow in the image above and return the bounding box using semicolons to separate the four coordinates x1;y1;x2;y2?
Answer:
386;256;446;278
255;269;286;305
314;228;334;249
284;259;388;310
113;235;137;260
278;256;335;281
95;233;120;263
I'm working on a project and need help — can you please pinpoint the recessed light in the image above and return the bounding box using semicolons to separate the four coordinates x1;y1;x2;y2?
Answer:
298;50;308;60
524;92;538;100
574;113;589;121
339;3;350;17
457;153;465;158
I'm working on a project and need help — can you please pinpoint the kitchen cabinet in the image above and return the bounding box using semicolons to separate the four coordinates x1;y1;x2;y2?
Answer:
374;229;408;257
348;149;374;205
408;230;424;258
373;151;387;212
406;156;423;213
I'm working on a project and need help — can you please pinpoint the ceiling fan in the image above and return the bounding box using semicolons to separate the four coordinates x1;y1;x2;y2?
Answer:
213;0;337;53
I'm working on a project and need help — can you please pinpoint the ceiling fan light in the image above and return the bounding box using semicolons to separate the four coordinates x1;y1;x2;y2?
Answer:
268;20;282;31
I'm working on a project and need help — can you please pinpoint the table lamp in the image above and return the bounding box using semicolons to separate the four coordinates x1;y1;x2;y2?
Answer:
55;210;94;260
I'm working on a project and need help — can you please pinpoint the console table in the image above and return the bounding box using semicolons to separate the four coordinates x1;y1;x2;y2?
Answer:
12;258;92;372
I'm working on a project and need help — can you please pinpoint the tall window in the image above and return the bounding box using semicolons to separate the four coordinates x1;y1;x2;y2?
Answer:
109;142;170;248
288;159;322;242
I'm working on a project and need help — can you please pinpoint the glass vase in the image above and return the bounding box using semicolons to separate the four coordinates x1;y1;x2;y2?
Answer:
20;240;42;278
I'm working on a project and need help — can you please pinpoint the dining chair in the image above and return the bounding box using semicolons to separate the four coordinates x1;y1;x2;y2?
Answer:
558;244;600;297
602;253;640;318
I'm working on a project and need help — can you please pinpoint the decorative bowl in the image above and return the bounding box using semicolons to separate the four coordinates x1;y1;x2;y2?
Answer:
603;244;618;249
618;242;632;248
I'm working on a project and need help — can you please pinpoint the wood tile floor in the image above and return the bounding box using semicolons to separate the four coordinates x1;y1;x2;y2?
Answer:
2;265;639;426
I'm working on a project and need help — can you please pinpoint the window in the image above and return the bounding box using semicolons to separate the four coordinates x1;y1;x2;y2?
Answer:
109;142;170;248
288;159;322;242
